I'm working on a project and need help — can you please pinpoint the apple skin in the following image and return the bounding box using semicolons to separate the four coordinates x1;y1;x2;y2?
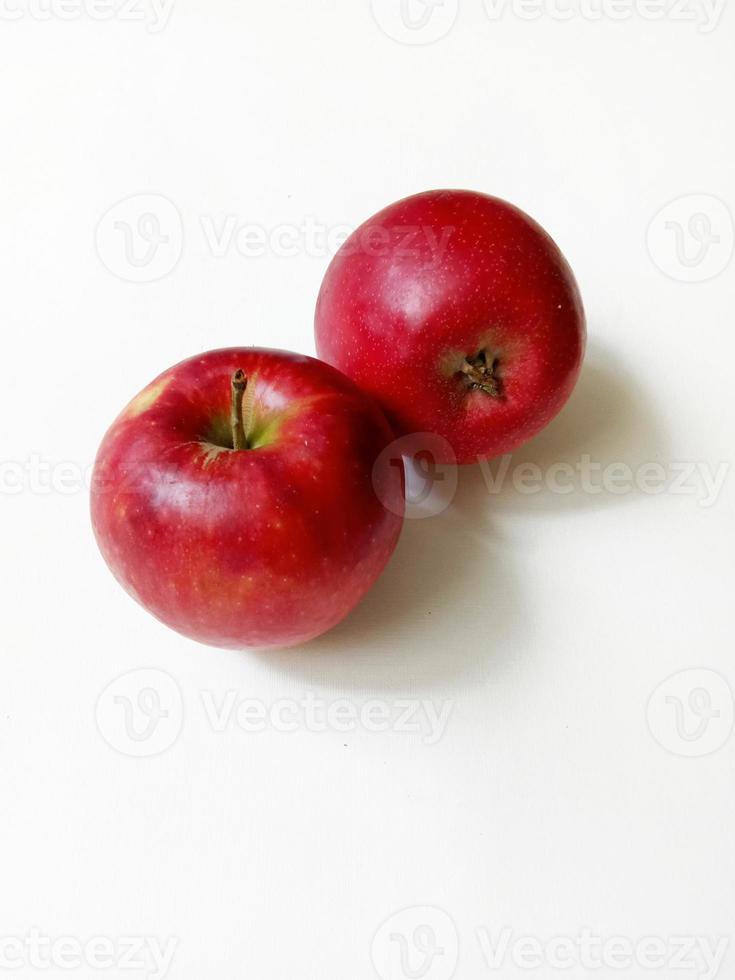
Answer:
315;189;586;464
91;348;404;650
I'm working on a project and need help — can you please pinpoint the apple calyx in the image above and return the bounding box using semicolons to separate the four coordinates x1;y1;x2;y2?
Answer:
230;370;250;450
460;350;503;398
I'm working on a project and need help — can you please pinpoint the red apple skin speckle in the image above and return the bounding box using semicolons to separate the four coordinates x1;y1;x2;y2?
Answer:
91;348;404;650
315;189;586;464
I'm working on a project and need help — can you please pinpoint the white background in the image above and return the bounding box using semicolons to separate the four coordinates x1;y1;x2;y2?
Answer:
1;2;734;979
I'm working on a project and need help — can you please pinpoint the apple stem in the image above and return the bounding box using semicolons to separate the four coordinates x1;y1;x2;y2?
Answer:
231;370;249;450
460;351;503;398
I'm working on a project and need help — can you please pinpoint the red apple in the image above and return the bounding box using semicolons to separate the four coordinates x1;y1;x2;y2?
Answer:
91;348;404;649
315;189;586;463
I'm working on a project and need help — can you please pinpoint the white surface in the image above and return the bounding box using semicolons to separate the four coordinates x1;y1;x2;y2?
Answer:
1;4;734;980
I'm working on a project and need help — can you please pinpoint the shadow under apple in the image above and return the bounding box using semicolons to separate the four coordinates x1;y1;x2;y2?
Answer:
253;336;665;685
456;338;668;517
256;502;523;690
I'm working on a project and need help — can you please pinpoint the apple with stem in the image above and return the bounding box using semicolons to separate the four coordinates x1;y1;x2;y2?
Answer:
91;348;404;649
315;189;586;464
